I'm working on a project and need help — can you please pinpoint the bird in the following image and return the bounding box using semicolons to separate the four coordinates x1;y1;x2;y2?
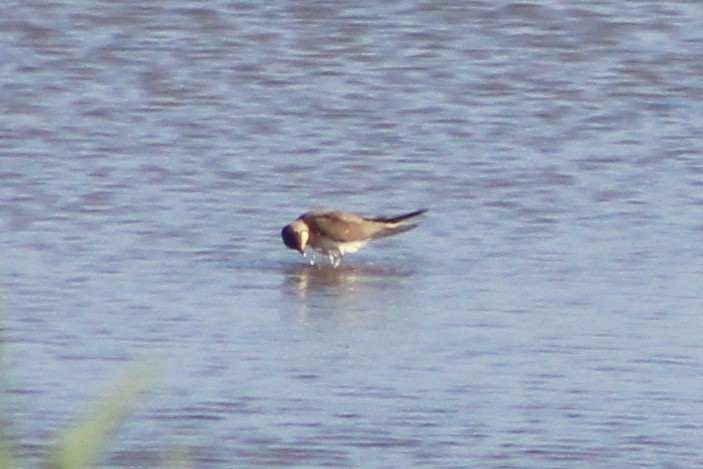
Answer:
281;208;427;267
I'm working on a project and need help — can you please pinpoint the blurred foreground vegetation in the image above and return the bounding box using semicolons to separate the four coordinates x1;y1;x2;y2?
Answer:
1;363;155;469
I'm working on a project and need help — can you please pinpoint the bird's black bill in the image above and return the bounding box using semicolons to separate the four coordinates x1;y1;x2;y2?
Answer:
281;225;303;253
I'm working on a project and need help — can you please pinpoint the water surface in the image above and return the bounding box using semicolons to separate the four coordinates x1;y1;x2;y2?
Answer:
2;0;703;467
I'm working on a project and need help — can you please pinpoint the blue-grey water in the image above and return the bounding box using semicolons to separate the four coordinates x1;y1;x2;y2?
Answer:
2;1;703;467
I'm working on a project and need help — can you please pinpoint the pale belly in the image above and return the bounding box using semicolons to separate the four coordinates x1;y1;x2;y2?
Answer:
309;237;369;256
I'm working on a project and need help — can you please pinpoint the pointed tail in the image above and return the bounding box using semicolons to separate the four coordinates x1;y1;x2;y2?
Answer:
373;209;427;225
370;209;428;239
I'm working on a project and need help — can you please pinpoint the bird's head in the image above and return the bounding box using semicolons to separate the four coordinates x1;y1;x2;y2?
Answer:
281;220;309;254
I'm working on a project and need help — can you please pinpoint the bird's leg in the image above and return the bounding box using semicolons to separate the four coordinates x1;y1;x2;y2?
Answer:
329;253;342;268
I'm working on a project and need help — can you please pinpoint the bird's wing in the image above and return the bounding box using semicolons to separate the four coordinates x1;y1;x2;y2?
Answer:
303;210;381;242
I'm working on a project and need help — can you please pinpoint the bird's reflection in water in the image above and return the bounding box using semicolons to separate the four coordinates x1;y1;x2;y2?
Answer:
280;262;416;324
283;263;412;293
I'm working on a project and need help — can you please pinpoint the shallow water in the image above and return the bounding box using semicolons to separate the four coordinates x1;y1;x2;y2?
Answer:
2;0;703;467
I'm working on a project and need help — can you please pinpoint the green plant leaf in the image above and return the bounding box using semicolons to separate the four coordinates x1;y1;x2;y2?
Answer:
0;434;15;469
47;363;156;469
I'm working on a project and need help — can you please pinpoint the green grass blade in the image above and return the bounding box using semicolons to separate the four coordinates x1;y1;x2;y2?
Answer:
0;434;14;469
0;300;13;469
47;363;156;469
